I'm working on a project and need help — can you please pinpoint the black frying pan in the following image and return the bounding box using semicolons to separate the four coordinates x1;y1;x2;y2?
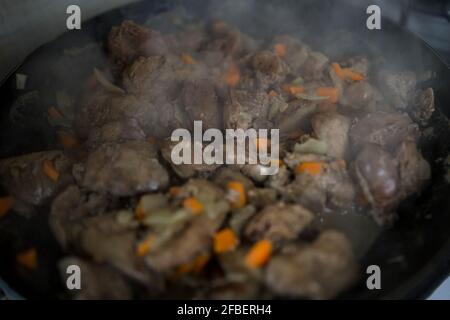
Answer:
1;0;450;299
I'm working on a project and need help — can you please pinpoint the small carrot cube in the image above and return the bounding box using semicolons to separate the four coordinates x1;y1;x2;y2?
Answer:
273;43;287;57
169;186;181;198
135;200;146;221
136;235;155;257
227;181;246;209
223;62;240;87
282;84;304;96
17;248;38;270
214;228;239;254
245;240;272;268
42;160;59;182
58;131;79;149
183;197;204;215
315;87;339;103
295;162;323;176
268;90;278;97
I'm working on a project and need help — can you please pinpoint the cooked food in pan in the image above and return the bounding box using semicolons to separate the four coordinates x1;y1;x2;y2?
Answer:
0;16;435;299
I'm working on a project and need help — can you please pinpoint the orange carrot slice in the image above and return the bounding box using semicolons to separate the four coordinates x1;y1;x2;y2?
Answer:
42;160;59;182
315;87;339;103
17;248;38;270
227;181;246;209
214;228;239;254
273;43;287;57
183;197;204;215
295;162;323;176
245;240;272;268
223;62;240;87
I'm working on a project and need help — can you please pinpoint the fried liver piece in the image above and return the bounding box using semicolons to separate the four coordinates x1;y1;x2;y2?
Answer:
80;141;169;196
0;151;73;206
244;203;314;245
265;230;358;299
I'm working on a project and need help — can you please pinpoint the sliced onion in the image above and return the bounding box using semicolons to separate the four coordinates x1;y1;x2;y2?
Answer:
94;68;125;94
296;93;328;101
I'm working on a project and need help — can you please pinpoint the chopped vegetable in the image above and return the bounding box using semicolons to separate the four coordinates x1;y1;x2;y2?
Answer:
245;240;272;268
169;186;181;197
268;90;278;97
15;73;27;90
214;228;239;254
58;131;79;149
282;84;304;96
94;68;125;94
135;201;146;221
332;62;346;79
315;87;339;103
291;76;304;85
0;196;14;217
223;62;240;87
273;43;287;57
345;69;365;81
180;53;196;64
295;162;323;175
296;93;328;101
183;197;204;215
227;181;246;209
332;63;365;82
47;106;63;119
136;235;155;257
17;248;38;270
294;138;328;155
42;160;59;182
175;253;210;276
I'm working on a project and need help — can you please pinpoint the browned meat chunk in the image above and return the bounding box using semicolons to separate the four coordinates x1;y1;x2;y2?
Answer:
353;144;400;224
0;151;73;206
80;141;169;196
244;203;314;245
122;55;181;100
223;88;270;129
50;185;112;249
379;70;417;110
161;140;222;179
145;179;230;272
283;154;355;212
86;119;146;149
108;20;168;74
265;230;358;299
180;78;222;129
299;51;329;80
411;88;435;126
396;139;431;196
311;112;351;159
341;81;381;111
250;50;289;84
349;112;419;153
271;35;310;72
75;91;179;139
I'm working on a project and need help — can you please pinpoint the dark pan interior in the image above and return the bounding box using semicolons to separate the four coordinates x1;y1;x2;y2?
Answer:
1;0;450;299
